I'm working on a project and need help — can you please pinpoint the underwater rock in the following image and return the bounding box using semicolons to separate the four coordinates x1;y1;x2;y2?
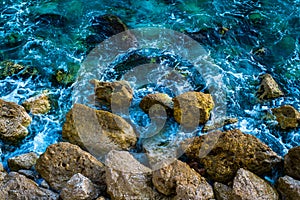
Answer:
257;74;284;100
284;146;300;180
105;150;164;200
276;175;300;200
272;36;296;59
90;79;133;113
54;65;79;86
8;152;38;171
35;13;68;27
272;105;300;129
140;93;173;116
60;173;98;200
0;61;38;80
152;159;214;200
22;92;51;114
0;172;59;200
62;104;137;160
232;168;279;200
173;91;214;128
0;99;32;143
202;117;238;132
182;129;282;183
213;182;232;200
35;142;106;192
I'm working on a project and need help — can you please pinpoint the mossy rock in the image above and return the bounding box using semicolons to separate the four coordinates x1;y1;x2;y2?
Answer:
53;62;80;86
0;61;38;80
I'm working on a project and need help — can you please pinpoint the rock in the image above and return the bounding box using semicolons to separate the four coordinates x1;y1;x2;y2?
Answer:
60;173;98;200
35;13;68;27
203;117;238;132
40;180;50;189
0;162;5;172
53;63;80;86
90;79;133;113
35;142;106;191
232;168;279;200
105;150;164;200
18;169;38;180
0;99;32;143
140;93;173;115
62;104;136;160
284;146;300;180
0;172;58;200
22;92;51;114
257;74;284;100
8;152;38;171
213;182;232;200
182;129;282;183
173;91;214;128
272;105;300;129
152;159;214;199
276;175;300;200
96;197;106;200
0;61;38;80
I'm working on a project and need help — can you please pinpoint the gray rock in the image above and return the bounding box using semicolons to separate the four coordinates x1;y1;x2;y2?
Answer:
276;175;300;200
60;173;98;200
8;152;38;171
232;168;278;200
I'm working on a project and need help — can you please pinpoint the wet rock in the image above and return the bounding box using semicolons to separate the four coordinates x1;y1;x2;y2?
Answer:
0;99;32;143
18;169;38;180
22;92;51;114
272;105;300;129
53;63;80;86
105;150;164;200
152;159;214;199
8;152;38;171
60;173;98;200
213;182;232;200
0;162;5;172
173;91;214;128
90;79;133;113
203;117;238;132
0;61;38;80
62;104;137;160
0;172;59;200
257;74;284;100
182;129;282;183
35;142;106;191
232;168;279;200
140;93;173;115
276;175;300;200
40;180;50;189
284;146;300;180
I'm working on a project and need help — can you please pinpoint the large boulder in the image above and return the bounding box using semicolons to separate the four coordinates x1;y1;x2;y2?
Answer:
8;152;38;171
0;172;58;200
276;175;300;200
257;74;284;100
173;91;214;128
22;93;51;114
62;104;137;160
182;129;282;183
232;168;278;200
105;150;165;200
90;79;133;113
0;99;32;143
60;173;98;200
284;146;300;180
35;142;106;192
152;159;214;200
140;93;173;115
272;105;300;129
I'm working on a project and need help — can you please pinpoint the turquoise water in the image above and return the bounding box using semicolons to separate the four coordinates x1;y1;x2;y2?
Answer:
0;0;299;165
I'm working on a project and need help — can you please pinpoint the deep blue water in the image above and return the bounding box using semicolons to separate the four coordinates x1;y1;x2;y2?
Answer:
0;0;299;167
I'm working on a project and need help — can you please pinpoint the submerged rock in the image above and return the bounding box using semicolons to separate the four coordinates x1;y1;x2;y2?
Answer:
276;175;300;200
0;61;38;80
257;74;284;100
62;104;137;160
8;152;38;171
105;150;164;200
60;173;98;200
232;168;279;200
284;146;300;180
35;142;106;192
173;91;214;128
22;92;51;114
182;129;282;183
0;172;58;200
0;99;32;143
152;159;214;200
90;79;133;113
140;93;173;115
272;105;300;129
